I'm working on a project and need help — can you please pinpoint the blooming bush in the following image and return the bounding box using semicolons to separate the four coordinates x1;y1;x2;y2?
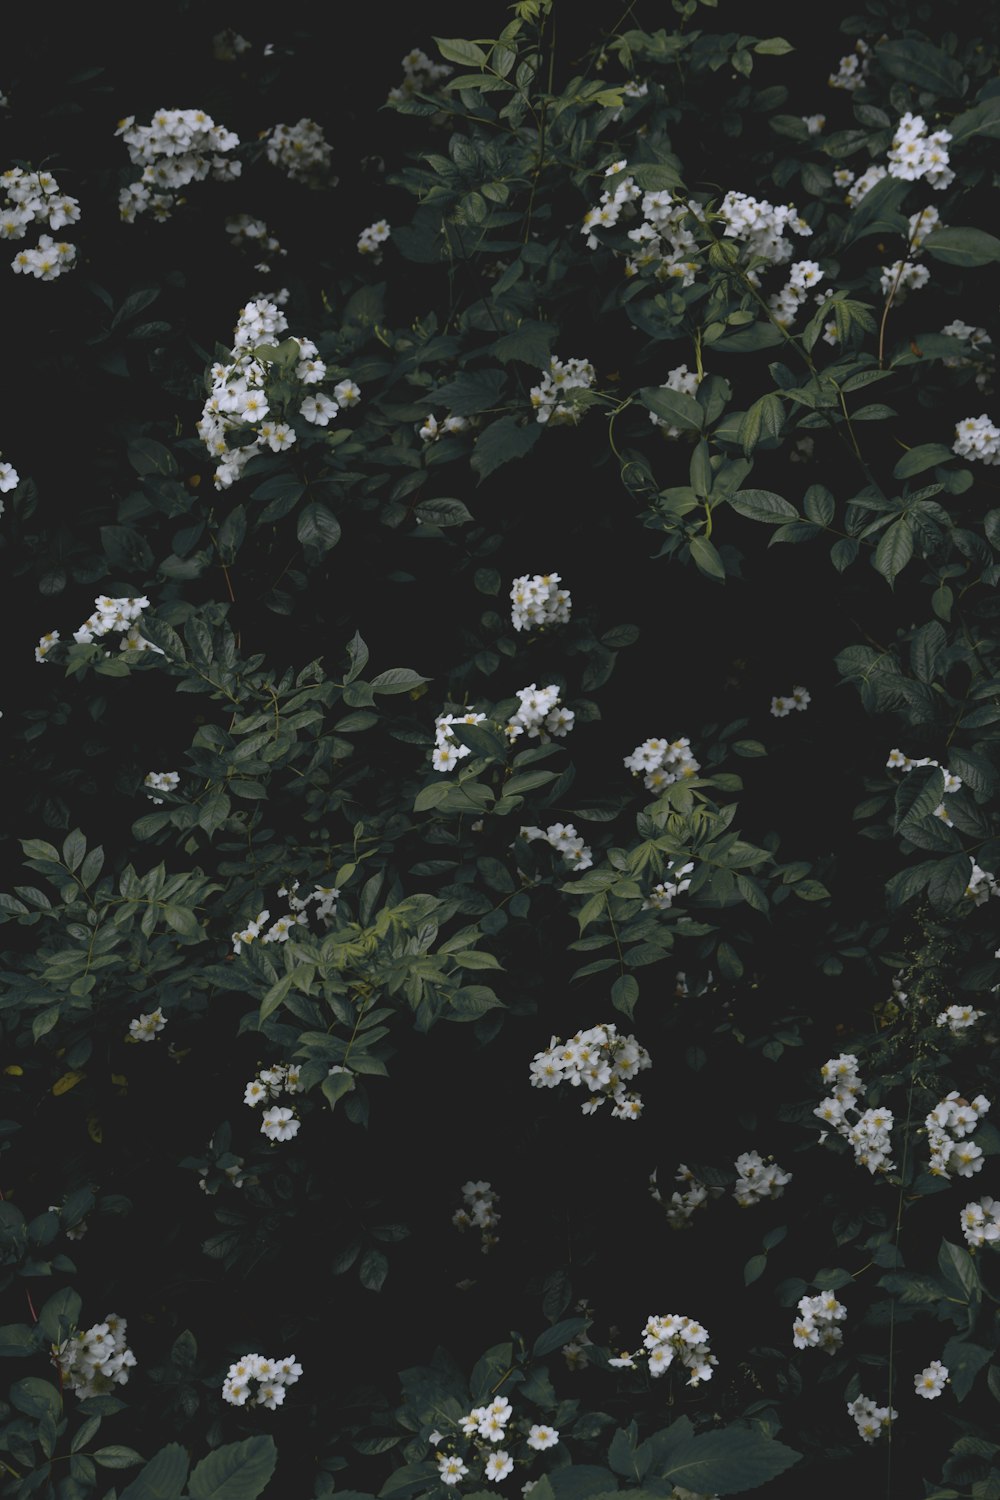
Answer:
4;1;1000;1497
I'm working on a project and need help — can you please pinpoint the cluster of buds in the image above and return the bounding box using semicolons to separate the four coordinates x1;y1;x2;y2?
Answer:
609;1313;716;1385
388;48;452;103
529;1023;651;1119
452;1180;501;1253
52;1314;137;1397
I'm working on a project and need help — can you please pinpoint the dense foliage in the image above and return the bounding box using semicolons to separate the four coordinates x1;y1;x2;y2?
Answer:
3;0;1000;1496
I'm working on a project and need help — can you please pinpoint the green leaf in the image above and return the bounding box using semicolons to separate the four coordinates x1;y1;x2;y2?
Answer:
119;1443;190;1500
922;227;1000;267
297;503;342;556
873;516;913;584
434;36;488;67
640;385;704;431
188;1438;277;1500
471;417;542;480
359;1249;389;1291
941;1338;991;1402
754;36;793;54
928;853;973;912
729;489;798;523
803;485;834;526
875;38;966;98
370;668;430;694
533;1317;589;1358
413;498;473;527
322;1070;356;1109
689;534;726;580
744;1254;767;1286
93;1447;144;1470
611;974;639;1019
894;765;944;831
127;437;176;476
893;443;955;478
660;1426;800;1493
738;393;784;455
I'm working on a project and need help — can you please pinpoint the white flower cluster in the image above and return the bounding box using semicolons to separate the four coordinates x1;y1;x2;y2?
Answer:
198;300;361;487
265;120;333;186
648;365;703;437
968;861;1000;905
960;1196;1000;1248
844;163;887;205
937;1003;985;1035
925;1091;991;1179
641;859;694;910
52;1314;137;1398
792;1289;846;1353
717;190;813;272
0;451;19;516
244;1062;303;1142
452;1179;500;1252
770;686;810;717
116;108;240;222
212;29;251;61
418;412;470;443
388;47;452;102
128;1008;167;1042
886;748;963;828
225;214;286;275
649;1164;719;1228
2;168;79;279
847;1393;896;1444
942;320;994;392
769;261;824;329
529;1023;652;1119
510;573;572;632
887;113;954;190
733;1150;792;1206
582;167;701;286
915;1359;949;1398
829;39;871;91
222;1352;302;1409
879;257;930;299
953;413;1000;467
33;596;163;665
431;709;488;772
815;1054;897;1175
520;822;594;873
436;1394;553;1486
609;1313;716;1386
508;683;574;742
624;736;700;792
357;219;390;260
143;770;179;804
278;879;340;923
529;356;596;426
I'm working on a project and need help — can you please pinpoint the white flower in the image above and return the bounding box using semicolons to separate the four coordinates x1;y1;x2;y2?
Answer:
260;1106;299;1142
526;1425;559;1451
484;1451;514;1482
128;1009;167;1042
438;1456;469;1486
915;1360;948;1398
